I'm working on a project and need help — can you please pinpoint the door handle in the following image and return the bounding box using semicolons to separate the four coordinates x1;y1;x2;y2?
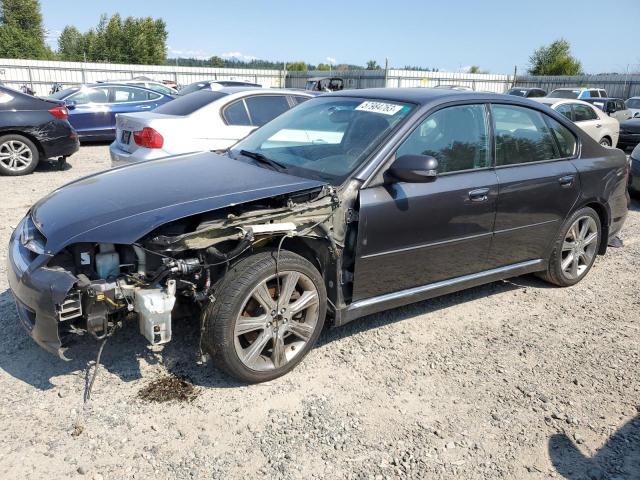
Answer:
137;105;152;109
595;123;602;128
558;175;575;187
468;188;490;202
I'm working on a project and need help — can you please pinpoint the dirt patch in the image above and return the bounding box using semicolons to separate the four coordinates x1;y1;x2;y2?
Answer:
137;374;200;403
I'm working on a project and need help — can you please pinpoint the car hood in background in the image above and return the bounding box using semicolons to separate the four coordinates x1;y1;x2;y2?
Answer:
32;152;326;252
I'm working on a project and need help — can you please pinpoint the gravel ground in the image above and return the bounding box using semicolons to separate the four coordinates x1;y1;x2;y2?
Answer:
0;145;638;480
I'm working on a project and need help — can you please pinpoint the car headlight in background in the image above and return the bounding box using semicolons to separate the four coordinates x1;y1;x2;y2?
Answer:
20;215;46;254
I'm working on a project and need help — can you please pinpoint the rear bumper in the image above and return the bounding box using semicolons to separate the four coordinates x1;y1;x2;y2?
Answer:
37;121;80;159
109;142;168;167
6;219;76;358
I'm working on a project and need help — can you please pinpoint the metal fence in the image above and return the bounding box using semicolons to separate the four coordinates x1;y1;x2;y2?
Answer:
514;74;640;99
0;58;285;96
4;58;638;100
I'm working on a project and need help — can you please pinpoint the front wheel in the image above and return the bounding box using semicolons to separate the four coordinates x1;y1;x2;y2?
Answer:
202;250;327;383
599;137;612;147
539;207;601;287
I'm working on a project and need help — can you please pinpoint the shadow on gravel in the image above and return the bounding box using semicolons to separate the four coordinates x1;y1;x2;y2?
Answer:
317;274;549;348
549;415;640;479
0;272;551;391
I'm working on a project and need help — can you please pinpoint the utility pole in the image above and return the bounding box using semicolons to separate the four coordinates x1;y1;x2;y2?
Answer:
384;57;389;87
512;65;517;89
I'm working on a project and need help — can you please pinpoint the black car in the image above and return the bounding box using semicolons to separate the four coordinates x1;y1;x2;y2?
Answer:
629;145;640;195
177;80;262;96
506;87;547;98
618;118;640;149
7;89;629;382
0;86;79;175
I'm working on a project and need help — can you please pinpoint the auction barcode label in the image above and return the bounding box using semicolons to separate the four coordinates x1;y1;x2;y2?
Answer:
355;101;403;116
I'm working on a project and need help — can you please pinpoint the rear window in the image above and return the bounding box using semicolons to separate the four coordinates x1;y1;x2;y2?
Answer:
626;98;640;109
507;88;527;97
153;90;227;115
177;82;209;96
548;89;580;99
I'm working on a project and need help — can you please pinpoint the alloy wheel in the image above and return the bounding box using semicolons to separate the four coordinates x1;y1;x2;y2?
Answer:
561;215;598;280
233;271;320;371
0;140;33;172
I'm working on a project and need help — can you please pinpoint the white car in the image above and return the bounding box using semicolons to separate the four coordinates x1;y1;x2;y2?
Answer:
110;87;313;166
625;97;640;118
547;87;608;100
531;98;619;147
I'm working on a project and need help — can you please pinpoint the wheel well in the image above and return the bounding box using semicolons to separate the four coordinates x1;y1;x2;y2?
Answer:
600;135;612;145
585;202;609;254
0;130;44;158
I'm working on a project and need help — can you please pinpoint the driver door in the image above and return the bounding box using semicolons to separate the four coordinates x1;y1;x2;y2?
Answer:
352;103;499;301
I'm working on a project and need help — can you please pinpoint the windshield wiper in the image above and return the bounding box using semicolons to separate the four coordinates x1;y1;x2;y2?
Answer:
239;149;287;172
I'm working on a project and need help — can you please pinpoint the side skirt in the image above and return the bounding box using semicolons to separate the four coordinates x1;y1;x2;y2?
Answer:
334;259;545;326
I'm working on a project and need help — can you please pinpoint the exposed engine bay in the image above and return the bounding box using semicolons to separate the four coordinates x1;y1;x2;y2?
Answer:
46;183;358;354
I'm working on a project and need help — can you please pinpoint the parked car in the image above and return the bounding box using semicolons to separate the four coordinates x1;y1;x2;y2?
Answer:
506;87;547;98
49;84;174;141
624;97;640;118
0;85;79;175
304;77;344;92
531;98;619;147
96;79;178;96
547;87;608;99
110;88;313;166
629;144;640;195
8;89;629;382
177;80;262;96
582;97;632;122
618;117;640;150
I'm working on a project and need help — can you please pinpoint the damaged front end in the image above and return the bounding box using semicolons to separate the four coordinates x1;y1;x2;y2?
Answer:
7;184;352;358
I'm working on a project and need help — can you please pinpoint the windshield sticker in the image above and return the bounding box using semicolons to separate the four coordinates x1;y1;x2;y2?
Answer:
355;101;403;116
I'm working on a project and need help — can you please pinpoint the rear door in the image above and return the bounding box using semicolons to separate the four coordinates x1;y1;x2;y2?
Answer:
571;103;602;142
488;104;580;267
353;103;499;300
66;86;110;137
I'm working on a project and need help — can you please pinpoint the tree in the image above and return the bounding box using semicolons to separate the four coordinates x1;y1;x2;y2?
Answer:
57;13;168;64
316;63;331;71
209;55;225;67
366;60;380;70
528;39;582;76
286;61;308;71
468;65;481;74
0;0;52;59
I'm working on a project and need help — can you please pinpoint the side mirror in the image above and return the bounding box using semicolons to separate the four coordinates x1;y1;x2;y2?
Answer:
388;154;438;183
635;112;640;119
65;99;76;110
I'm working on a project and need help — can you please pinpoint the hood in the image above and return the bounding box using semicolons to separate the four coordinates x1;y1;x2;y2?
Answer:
32;151;325;253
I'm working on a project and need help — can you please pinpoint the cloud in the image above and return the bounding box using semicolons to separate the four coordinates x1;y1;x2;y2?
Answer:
168;46;212;60
220;51;258;61
45;29;62;48
326;57;337;65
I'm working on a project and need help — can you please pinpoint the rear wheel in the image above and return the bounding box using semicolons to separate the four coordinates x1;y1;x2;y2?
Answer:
0;134;39;176
599;137;611;147
539;207;601;287
203;250;327;383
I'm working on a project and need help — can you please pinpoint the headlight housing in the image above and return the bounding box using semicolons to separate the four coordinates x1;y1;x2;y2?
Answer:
20;215;46;254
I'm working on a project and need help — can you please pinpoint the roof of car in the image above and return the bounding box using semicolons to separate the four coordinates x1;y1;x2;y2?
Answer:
322;87;513;105
583;97;624;102
529;97;596;107
217;87;314;96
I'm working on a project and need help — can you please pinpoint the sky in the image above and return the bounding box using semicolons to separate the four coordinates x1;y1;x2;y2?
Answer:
40;0;640;74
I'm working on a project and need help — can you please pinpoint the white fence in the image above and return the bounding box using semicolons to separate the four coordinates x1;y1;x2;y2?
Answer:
0;58;516;96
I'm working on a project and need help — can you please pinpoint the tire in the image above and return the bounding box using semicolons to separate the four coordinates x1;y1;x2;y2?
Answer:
0;134;39;176
202;250;327;383
538;207;601;287
599;137;611;147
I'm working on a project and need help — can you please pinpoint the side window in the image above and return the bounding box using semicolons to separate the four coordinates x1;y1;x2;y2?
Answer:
69;87;109;105
291;95;310;105
492;104;558;165
147;91;161;100
395;104;490;174
112;86;149;103
545;116;577;158
223;99;251;126
616;100;625;111
245;95;290;126
555;104;573;120
573;104;598;122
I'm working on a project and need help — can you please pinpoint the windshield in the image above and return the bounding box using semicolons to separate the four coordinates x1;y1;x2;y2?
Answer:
48;87;78;100
507;89;526;97
231;96;414;184
177;82;208;96
626;98;640;109
548;89;580;99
